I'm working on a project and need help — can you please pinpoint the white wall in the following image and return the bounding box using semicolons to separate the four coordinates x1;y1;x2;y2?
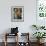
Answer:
0;0;37;42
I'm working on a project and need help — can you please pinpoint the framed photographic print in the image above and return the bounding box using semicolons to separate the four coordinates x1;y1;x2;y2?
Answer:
36;0;46;26
11;6;24;22
37;0;46;19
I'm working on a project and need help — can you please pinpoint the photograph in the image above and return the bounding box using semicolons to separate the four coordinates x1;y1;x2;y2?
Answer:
11;6;24;22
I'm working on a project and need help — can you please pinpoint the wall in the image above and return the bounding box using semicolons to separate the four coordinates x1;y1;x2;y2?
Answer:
0;0;36;42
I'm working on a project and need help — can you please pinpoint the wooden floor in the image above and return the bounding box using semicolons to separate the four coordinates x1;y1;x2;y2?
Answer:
0;42;46;46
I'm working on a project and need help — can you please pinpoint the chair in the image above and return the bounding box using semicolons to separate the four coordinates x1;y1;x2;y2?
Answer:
4;33;18;46
18;33;30;46
4;27;19;46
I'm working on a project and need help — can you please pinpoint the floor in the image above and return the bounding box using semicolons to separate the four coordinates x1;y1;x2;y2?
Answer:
0;42;46;46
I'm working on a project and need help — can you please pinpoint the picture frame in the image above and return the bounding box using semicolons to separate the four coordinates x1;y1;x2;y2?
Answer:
36;0;46;26
36;0;46;19
11;6;24;22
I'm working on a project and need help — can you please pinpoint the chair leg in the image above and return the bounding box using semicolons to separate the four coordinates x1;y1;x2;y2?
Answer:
16;34;18;46
4;33;7;46
4;41;7;46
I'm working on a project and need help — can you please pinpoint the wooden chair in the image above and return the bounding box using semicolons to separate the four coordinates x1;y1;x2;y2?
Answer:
4;33;18;46
18;33;30;46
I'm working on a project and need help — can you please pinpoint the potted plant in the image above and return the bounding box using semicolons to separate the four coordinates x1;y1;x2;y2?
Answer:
33;32;46;43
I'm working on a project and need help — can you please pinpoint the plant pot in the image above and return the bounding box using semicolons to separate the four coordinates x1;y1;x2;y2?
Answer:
40;38;45;43
37;39;45;44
